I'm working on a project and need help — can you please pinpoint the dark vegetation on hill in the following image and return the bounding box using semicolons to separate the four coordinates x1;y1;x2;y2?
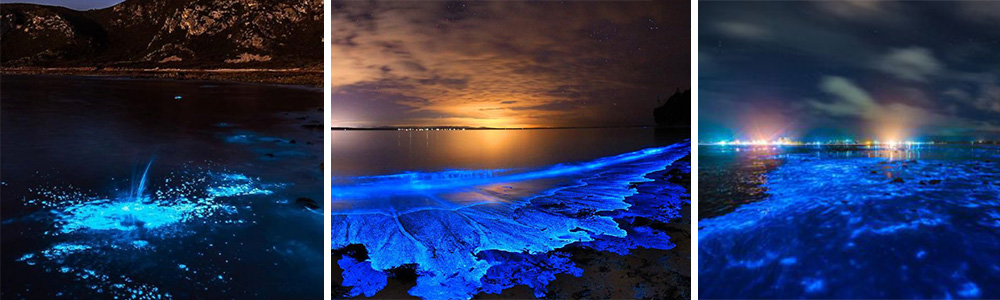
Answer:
0;0;322;69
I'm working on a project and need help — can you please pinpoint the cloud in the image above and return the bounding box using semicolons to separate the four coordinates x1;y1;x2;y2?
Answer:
808;76;944;138
330;1;690;127
813;1;905;23
715;21;770;40
700;2;1000;139
945;72;1000;114
703;3;877;66
956;2;1000;23
807;75;1000;138
874;47;942;82
942;88;971;101
808;76;877;117
972;80;1000;113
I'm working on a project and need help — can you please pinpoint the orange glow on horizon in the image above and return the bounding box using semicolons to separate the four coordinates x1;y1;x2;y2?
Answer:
738;107;796;142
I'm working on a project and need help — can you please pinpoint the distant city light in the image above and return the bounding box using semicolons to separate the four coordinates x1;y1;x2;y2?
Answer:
708;138;929;148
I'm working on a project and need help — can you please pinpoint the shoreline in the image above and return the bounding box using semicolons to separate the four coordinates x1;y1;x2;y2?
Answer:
330;154;692;299
1;67;323;88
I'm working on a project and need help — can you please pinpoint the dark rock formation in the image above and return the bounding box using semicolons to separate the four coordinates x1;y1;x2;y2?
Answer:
654;88;691;127
295;197;319;210
0;0;322;68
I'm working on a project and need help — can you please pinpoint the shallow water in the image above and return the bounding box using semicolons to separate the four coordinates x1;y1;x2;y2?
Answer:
331;128;673;177
1;75;324;298
330;129;690;299
699;145;1000;299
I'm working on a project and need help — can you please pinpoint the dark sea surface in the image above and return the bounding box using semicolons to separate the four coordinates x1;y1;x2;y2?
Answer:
331;128;675;177
1;75;324;299
699;144;1000;299
330;128;692;299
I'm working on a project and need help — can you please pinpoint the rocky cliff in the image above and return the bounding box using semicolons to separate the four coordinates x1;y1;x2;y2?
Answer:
0;0;322;68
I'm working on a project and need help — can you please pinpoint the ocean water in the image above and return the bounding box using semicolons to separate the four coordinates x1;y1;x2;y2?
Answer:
331;128;677;177
699;144;1000;299
330;128;691;299
1;75;325;298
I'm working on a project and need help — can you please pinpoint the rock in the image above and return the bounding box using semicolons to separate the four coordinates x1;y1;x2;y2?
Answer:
295;197;319;210
891;178;904;184
928;179;941;185
653;89;690;127
300;124;322;131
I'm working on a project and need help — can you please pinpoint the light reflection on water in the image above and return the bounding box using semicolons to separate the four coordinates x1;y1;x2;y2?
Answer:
331;128;671;177
1;75;324;299
330;131;691;299
699;145;1000;299
13;166;278;299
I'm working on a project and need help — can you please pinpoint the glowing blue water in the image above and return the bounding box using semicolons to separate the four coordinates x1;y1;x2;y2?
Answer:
337;255;388;297
699;145;1000;299
131;158;155;201
12;163;279;299
57;200;197;233
477;251;583;298
2;75;325;298
332;142;691;299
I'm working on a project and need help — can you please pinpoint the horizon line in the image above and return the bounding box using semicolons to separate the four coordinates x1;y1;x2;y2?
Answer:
331;125;692;131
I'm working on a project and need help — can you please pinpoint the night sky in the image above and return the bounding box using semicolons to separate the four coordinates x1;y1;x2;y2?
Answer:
700;1;1000;142
331;1;689;128
0;0;122;10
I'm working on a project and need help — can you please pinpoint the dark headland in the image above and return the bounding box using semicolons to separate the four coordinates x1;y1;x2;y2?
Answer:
654;89;691;127
0;0;322;86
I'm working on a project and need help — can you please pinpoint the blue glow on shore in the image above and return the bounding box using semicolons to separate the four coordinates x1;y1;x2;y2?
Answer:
699;145;1000;299
337;256;388;297
331;145;680;197
478;251;583;298
332;142;691;299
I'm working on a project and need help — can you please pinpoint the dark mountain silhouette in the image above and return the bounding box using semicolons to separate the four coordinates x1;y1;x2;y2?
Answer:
0;0;321;68
654;88;691;127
